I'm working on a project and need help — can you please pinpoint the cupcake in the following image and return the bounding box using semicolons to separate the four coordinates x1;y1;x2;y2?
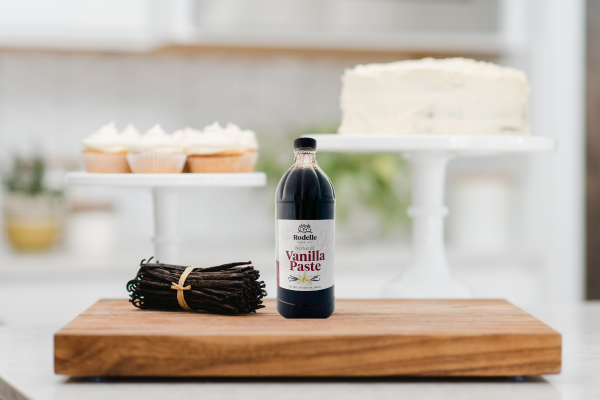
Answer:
219;123;259;172
127;125;186;173
81;122;131;173
239;128;259;172
183;122;244;173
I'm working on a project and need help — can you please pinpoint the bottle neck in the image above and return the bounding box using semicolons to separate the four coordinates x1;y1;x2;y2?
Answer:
293;147;318;169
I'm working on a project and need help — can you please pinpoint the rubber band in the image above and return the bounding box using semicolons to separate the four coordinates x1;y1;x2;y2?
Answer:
170;266;201;310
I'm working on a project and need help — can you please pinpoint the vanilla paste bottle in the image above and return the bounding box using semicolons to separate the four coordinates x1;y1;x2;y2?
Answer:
275;137;335;318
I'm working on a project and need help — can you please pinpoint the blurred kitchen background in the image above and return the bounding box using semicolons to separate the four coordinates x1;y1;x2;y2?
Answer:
0;0;590;326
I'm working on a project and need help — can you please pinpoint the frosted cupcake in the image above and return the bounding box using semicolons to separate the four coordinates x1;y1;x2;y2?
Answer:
81;122;131;173
127;125;186;173
219;123;258;172
183;123;244;173
218;123;258;172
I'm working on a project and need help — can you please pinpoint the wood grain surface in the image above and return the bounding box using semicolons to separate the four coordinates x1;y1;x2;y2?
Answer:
54;299;561;377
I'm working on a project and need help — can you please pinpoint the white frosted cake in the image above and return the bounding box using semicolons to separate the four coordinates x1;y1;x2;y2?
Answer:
338;58;530;136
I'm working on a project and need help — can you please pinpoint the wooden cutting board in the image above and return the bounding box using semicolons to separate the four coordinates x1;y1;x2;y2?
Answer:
54;299;561;377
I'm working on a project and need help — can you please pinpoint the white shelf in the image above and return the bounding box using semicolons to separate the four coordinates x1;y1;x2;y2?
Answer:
183;31;511;55
305;134;556;155
65;172;267;188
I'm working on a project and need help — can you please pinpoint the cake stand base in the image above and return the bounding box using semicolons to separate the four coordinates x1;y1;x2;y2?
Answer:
381;152;473;298
382;269;472;299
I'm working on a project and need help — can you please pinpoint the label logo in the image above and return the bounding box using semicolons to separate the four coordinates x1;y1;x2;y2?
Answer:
298;224;312;234
294;223;317;240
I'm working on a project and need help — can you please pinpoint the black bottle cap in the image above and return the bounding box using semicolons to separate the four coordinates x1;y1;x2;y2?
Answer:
294;137;317;149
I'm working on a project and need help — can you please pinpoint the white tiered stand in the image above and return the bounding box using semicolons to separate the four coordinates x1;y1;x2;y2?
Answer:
65;172;266;264
305;134;556;298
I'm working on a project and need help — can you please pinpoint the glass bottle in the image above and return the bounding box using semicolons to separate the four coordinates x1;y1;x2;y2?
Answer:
275;137;335;318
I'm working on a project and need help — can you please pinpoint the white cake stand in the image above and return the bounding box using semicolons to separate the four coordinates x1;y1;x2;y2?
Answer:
305;134;556;298
65;172;267;264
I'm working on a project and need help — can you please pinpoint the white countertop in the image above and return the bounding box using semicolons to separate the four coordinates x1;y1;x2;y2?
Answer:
1;302;599;400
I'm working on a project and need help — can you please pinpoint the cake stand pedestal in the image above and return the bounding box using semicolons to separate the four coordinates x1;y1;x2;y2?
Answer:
65;172;267;264
305;135;556;298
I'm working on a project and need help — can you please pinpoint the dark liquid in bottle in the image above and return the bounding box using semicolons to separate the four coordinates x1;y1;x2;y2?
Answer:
275;140;335;318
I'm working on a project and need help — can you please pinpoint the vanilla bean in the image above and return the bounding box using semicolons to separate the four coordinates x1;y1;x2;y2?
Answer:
127;257;267;315
143;259;252;271
186;272;248;280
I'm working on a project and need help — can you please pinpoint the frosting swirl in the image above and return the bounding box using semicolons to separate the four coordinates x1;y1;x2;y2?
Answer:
202;122;228;135
240;129;258;151
223;123;258;151
173;126;202;143
129;125;183;154
182;123;243;155
121;123;141;144
82;122;128;153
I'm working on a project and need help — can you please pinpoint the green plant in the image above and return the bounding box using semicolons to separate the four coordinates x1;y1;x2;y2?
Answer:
3;155;61;197
318;151;410;231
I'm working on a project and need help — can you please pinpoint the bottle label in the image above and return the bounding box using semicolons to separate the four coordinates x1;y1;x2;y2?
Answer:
277;219;335;291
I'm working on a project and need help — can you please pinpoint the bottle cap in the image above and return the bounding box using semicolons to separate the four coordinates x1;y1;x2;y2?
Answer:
294;137;317;149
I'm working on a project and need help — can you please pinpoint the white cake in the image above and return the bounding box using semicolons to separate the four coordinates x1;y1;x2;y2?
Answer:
338;58;530;136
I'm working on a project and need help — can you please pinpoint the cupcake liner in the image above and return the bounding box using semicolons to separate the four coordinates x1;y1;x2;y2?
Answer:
82;152;131;173
126;153;187;173
187;154;243;173
240;151;259;173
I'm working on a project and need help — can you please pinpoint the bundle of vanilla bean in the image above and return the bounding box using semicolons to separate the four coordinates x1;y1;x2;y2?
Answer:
127;257;267;315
